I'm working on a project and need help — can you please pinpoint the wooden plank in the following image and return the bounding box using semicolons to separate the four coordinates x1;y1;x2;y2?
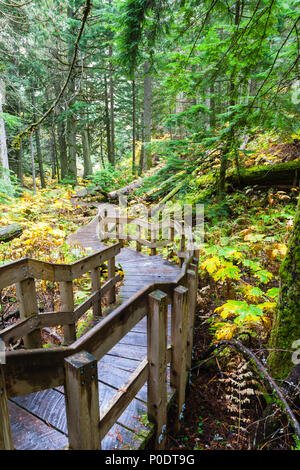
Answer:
64;351;101;450
9;401;68;450
147;290;168;450
74;274;121;321
11;388;67;433
59;281;76;345
15;278;41;349
91;267;101;318
0;316;39;345
0;258;28;290
5;347;70;397
0;311;75;344
107;343;147;362
99;358;149;440
0;361;14;449
186;269;197;372
98;361;147;403
119;331;147;347
71;287;149;361
170;285;189;432
107;256;116;304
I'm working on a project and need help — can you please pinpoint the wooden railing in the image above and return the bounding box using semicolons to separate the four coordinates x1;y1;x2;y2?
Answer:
0;242;121;350
0;237;198;451
98;208;195;266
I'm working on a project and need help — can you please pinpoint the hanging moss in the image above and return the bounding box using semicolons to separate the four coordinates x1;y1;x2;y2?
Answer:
268;196;300;379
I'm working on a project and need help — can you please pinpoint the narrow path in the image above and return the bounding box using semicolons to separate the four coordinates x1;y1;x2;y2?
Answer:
9;206;180;450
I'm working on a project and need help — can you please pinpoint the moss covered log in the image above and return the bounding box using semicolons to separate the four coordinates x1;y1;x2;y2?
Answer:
0;224;22;243
268;195;300;379
227;160;300;188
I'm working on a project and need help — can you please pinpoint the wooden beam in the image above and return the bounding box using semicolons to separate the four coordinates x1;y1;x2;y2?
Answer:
0;346;14;449
99;358;148;441
186;269;197;372
64;351;101;450
0;244;122;289
171;285;189;433
0;258;28;290
107;256;116;304
91;267;101;318
59;281;76;345
15;278;41;349
147;289;168;450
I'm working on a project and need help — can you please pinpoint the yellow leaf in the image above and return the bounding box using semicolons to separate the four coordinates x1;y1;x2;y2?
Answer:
201;256;221;274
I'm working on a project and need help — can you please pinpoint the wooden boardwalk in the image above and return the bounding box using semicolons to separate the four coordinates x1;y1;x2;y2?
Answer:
8;209;181;450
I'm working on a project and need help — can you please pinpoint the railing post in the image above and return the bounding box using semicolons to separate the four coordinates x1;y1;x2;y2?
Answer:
107;256;116;304
16;278;41;349
91;267;102;318
104;208;108;242
59;281;76;344
169;212;174;243
64;351;101;450
179;233;185;267
0;345;14;450
186;268;197;372
171;285;189;433
136;223;141;252
148;290;168;449
151;210;157;256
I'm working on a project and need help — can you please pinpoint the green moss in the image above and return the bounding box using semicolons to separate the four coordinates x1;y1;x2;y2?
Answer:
268;196;300;379
228;160;300;187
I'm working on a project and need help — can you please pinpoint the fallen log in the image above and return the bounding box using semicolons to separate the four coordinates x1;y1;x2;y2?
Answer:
226;160;300;188
0;224;22;243
108;179;144;201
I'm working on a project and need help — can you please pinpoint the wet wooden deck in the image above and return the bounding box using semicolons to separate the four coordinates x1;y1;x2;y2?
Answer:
9;210;180;450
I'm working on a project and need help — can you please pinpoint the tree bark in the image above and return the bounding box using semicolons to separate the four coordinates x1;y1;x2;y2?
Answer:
142;61;152;170
30;134;37;194
109;43;115;165
81;124;93;178
0;79;10;183
268;195;300;379
66;6;77;183
132;78;136;173
219;1;240;195
31;89;46;188
55;82;68;180
104;75;112;165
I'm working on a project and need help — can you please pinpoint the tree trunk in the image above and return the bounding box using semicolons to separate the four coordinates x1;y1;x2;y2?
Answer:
51;121;58;180
142;61;152;170
109;43;115;165
55;82;68;180
17;140;23;186
66;7;77;183
219;1;240;195
81;125;93;178
268;195;300;379
0;79;10;183
30;134;37;194
31;89;46;188
104;75;112;165
132;78;136;173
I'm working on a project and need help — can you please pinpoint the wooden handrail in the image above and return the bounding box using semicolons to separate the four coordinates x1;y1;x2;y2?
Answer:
97;212;195;265
0;242;122;289
3;254;196;397
0;227;199;450
0;242;122;351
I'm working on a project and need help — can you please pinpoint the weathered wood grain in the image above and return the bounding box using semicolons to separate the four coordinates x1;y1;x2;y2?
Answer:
64;351;101;450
